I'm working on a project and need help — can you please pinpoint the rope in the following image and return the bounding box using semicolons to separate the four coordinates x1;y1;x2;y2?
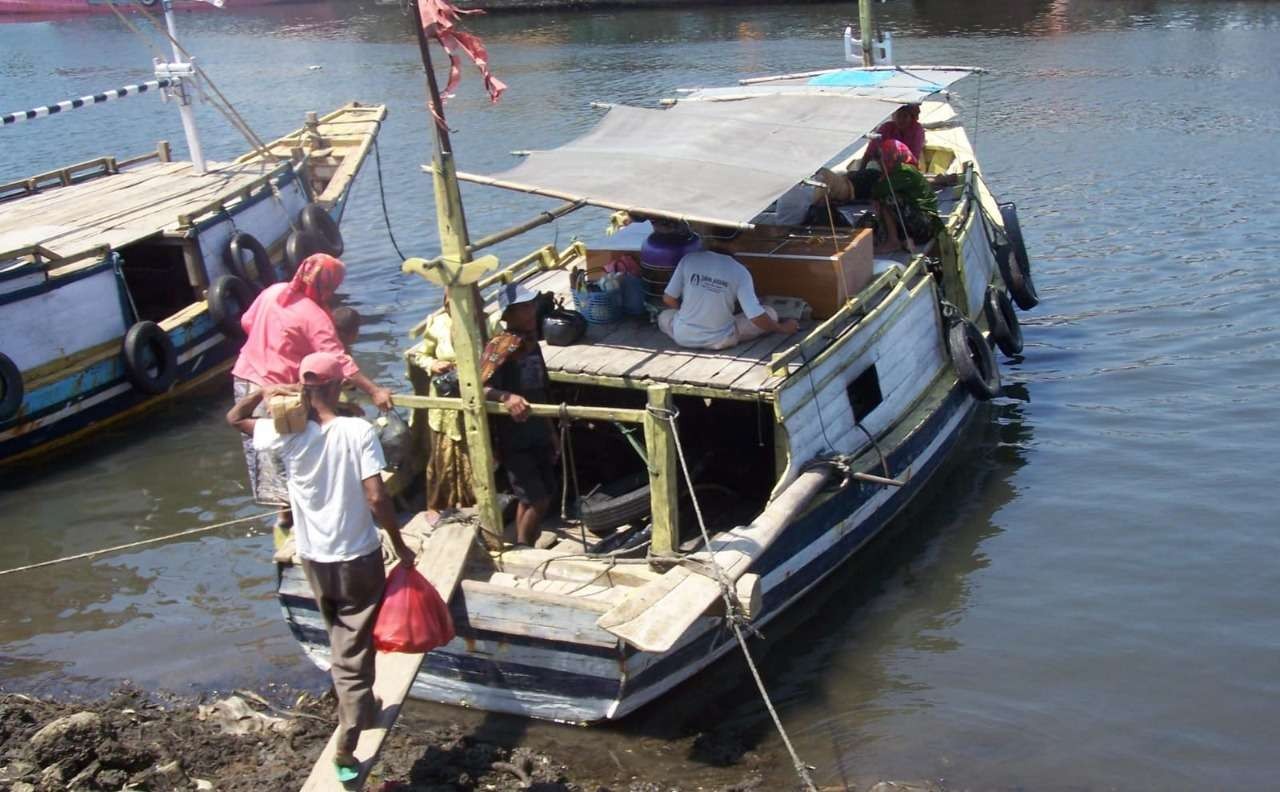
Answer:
373;138;408;260
0;509;285;577
649;404;819;792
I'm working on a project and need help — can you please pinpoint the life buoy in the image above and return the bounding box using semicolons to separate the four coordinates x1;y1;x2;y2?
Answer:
984;286;1023;357
0;353;23;421
947;317;1000;401
298;203;343;257
284;227;329;274
225;232;275;290
122;321;178;396
996;202;1039;310
208;274;256;338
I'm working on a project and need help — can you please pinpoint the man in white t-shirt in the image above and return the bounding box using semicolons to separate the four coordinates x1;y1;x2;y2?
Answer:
658;244;799;350
227;351;414;780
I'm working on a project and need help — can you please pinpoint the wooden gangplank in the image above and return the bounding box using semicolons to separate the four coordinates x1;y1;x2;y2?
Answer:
300;520;475;791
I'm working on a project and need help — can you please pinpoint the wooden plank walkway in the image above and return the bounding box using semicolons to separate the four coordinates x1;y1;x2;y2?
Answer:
0;159;282;259
486;267;804;395
301;520;477;792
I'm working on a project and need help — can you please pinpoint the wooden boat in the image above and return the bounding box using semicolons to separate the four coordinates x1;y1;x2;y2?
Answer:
0;103;386;463
277;15;1040;726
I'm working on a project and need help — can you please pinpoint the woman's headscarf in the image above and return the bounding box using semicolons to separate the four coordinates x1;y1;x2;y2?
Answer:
281;253;345;307
879;138;918;170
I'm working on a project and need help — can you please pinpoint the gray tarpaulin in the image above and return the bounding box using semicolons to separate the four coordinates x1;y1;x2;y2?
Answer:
457;95;894;228
456;68;977;228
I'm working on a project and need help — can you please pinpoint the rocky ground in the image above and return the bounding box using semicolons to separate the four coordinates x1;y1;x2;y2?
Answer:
0;687;778;791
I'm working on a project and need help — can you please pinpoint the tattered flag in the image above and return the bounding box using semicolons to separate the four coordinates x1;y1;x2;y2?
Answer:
418;0;507;104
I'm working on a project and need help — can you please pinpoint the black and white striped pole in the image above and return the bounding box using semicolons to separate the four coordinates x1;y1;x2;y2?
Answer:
1;79;173;126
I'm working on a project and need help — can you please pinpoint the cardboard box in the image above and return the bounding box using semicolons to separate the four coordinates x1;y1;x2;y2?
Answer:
269;393;309;434
730;228;873;319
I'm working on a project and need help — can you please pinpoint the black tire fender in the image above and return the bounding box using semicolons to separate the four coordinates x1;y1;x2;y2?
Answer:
121;321;178;396
579;483;652;533
208;274;256;339
298;203;344;257
984;286;1024;357
0;352;23;421
285;227;330;274
947;317;1000;401
225;231;276;290
996;202;1039;310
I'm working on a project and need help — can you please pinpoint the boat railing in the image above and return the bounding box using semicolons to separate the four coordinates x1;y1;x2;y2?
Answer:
0;244;111;278
175;157;300;230
0;142;173;204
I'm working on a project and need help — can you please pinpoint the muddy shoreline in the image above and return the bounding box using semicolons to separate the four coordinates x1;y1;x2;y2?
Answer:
0;686;780;791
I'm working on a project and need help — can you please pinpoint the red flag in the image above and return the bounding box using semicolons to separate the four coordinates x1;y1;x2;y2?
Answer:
418;0;507;104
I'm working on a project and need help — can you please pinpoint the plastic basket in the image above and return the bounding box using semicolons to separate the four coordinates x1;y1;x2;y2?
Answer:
572;288;623;324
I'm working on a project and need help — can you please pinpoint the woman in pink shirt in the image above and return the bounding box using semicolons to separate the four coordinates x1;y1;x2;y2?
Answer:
231;254;392;511
860;104;926;168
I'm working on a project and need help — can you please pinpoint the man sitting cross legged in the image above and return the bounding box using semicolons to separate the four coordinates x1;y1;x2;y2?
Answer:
226;351;415;782
658;242;799;350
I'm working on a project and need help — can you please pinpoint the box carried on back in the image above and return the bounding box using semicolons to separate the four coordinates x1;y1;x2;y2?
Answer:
269;393;309;434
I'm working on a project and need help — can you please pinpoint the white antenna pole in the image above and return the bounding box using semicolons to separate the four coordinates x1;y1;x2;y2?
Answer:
158;0;206;173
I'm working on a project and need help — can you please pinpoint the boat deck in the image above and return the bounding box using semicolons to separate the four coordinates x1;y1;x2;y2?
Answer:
489;267;811;397
0;159;284;260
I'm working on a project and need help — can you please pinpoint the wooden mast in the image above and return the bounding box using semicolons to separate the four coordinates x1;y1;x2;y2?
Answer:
402;4;504;539
858;0;875;67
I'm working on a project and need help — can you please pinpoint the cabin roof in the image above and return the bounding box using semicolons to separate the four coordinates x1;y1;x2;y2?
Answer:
456;67;976;229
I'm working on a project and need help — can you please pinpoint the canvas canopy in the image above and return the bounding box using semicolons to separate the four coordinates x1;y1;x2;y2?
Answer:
456;67;976;228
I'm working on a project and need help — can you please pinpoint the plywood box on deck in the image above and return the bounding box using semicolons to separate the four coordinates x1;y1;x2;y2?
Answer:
730;228;873;319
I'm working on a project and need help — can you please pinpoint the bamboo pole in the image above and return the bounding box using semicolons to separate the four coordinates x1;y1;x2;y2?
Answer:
408;4;504;538
859;0;874;67
392;393;646;424
645;385;679;556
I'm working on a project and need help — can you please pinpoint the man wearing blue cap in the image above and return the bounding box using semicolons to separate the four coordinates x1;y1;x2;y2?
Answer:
481;284;559;547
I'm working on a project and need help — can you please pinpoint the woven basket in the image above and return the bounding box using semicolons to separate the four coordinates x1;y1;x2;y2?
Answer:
572;288;622;324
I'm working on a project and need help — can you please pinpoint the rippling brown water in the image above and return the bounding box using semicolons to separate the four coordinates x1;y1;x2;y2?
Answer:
3;1;1279;788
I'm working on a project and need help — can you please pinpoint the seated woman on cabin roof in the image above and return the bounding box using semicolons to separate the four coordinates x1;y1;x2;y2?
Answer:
872;138;944;254
658;238;799;350
861;103;925;167
231;254;394;527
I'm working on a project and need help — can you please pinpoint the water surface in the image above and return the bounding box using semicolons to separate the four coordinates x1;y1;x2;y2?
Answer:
2;1;1278;788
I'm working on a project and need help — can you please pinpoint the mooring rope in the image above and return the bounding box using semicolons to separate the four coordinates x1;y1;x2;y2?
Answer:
649;404;820;792
373;138;408;261
0;509;285;578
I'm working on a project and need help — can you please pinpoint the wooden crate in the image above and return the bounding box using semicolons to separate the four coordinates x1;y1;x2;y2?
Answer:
730;229;873;319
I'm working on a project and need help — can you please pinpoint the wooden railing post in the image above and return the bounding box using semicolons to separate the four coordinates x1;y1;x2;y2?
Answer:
645;384;679;557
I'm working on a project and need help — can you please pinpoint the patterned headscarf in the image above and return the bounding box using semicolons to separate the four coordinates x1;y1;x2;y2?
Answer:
879;138;918;170
281;253;345;307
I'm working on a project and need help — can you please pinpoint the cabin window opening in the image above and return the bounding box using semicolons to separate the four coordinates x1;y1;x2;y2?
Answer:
846;364;883;422
116;240;196;323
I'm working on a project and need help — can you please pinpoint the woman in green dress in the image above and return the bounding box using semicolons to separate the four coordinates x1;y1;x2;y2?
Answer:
409;304;476;512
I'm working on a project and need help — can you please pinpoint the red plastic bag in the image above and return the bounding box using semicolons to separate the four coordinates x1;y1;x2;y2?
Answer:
373;563;455;653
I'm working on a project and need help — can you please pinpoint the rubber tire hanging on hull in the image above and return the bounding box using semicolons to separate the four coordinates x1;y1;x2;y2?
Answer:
122;321;178;396
208;275;256;338
299;203;343;257
947;318;1001;400
996;202;1039;310
0;353;23;421
285;227;331;274
984;287;1024;356
225;232;275;290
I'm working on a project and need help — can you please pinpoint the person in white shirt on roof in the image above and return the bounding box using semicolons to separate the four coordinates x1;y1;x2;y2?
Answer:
226;351;414;781
658;240;799;350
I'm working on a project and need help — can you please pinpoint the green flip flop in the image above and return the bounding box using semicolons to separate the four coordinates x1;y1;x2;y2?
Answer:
334;762;360;783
